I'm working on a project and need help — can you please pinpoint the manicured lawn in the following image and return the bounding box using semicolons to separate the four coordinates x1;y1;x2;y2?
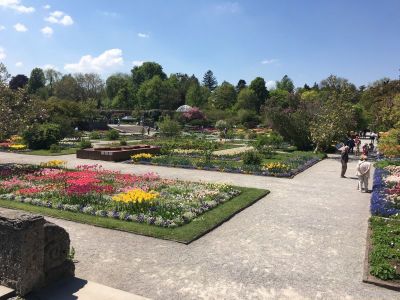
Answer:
0;187;268;243
24;147;78;156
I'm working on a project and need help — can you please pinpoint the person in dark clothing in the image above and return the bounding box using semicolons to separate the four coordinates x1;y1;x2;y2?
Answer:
340;146;349;178
147;127;150;135
348;138;355;153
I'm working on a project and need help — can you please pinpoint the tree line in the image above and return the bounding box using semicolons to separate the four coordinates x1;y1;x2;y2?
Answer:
0;61;399;150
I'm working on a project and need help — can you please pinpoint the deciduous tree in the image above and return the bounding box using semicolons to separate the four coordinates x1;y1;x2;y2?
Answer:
9;74;28;90
131;62;166;88
209;81;236;109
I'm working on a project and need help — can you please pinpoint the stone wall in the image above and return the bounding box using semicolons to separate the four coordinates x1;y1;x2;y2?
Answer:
0;209;74;296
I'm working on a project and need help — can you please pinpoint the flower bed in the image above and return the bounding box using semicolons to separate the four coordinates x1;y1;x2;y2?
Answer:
0;135;28;151
371;163;400;217
366;161;400;285
130;151;324;178
0;163;243;228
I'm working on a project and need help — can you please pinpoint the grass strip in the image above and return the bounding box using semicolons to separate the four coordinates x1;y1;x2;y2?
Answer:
23;148;78;156
0;187;268;244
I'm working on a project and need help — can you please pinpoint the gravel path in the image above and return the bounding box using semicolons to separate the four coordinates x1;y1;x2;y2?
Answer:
0;152;397;299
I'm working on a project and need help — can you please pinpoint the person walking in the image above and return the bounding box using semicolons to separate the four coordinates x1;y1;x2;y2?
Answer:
370;131;376;144
354;135;361;156
356;155;371;192
348;137;355;153
362;143;369;156
340;146;349;178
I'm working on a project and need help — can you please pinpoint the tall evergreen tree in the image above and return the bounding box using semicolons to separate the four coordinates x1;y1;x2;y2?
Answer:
249;77;268;112
236;79;247;93
28;68;45;94
276;75;294;93
202;70;218;91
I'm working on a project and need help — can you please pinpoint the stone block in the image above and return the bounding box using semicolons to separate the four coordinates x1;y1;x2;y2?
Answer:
0;209;74;296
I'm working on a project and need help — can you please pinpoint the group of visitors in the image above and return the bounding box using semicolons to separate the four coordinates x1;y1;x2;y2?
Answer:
345;134;376;157
340;146;371;192
339;131;378;193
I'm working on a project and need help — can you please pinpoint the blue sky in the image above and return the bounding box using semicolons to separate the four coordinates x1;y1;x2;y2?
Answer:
0;0;399;88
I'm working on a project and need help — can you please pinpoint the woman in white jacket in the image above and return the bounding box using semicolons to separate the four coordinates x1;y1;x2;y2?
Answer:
356;155;371;192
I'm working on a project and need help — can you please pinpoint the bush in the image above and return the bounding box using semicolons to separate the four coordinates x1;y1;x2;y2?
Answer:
106;129;120;140
215;120;228;131
269;132;284;148
23;123;62;150
238;109;259;129
89;131;102;139
248;131;257;140
241;150;262;166
79;139;92;149
379;128;400;158
159;116;181;137
237;132;245;140
120;139;127;146
49;144;61;153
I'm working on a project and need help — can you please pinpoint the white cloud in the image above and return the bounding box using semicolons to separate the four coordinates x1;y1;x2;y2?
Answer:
64;49;123;73
41;26;53;37
266;80;277;90
0;25;5;31
0;47;6;60
100;11;119;17
43;4;50;10
45;11;74;26
43;64;58;70
0;0;34;13
137;33;149;38
14;22;27;32
132;60;144;67
15;61;23;67
261;59;278;65
214;2;240;14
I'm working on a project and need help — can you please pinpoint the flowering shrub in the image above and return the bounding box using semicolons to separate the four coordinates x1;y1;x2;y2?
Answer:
0;164;241;228
131;153;153;162
10;135;23;144
379;129;400;158
183;107;206;121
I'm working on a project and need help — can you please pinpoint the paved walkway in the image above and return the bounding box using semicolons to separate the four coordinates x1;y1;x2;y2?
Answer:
0;152;398;299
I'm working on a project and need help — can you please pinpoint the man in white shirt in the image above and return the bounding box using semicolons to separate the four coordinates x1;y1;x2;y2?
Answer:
356;155;371;192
